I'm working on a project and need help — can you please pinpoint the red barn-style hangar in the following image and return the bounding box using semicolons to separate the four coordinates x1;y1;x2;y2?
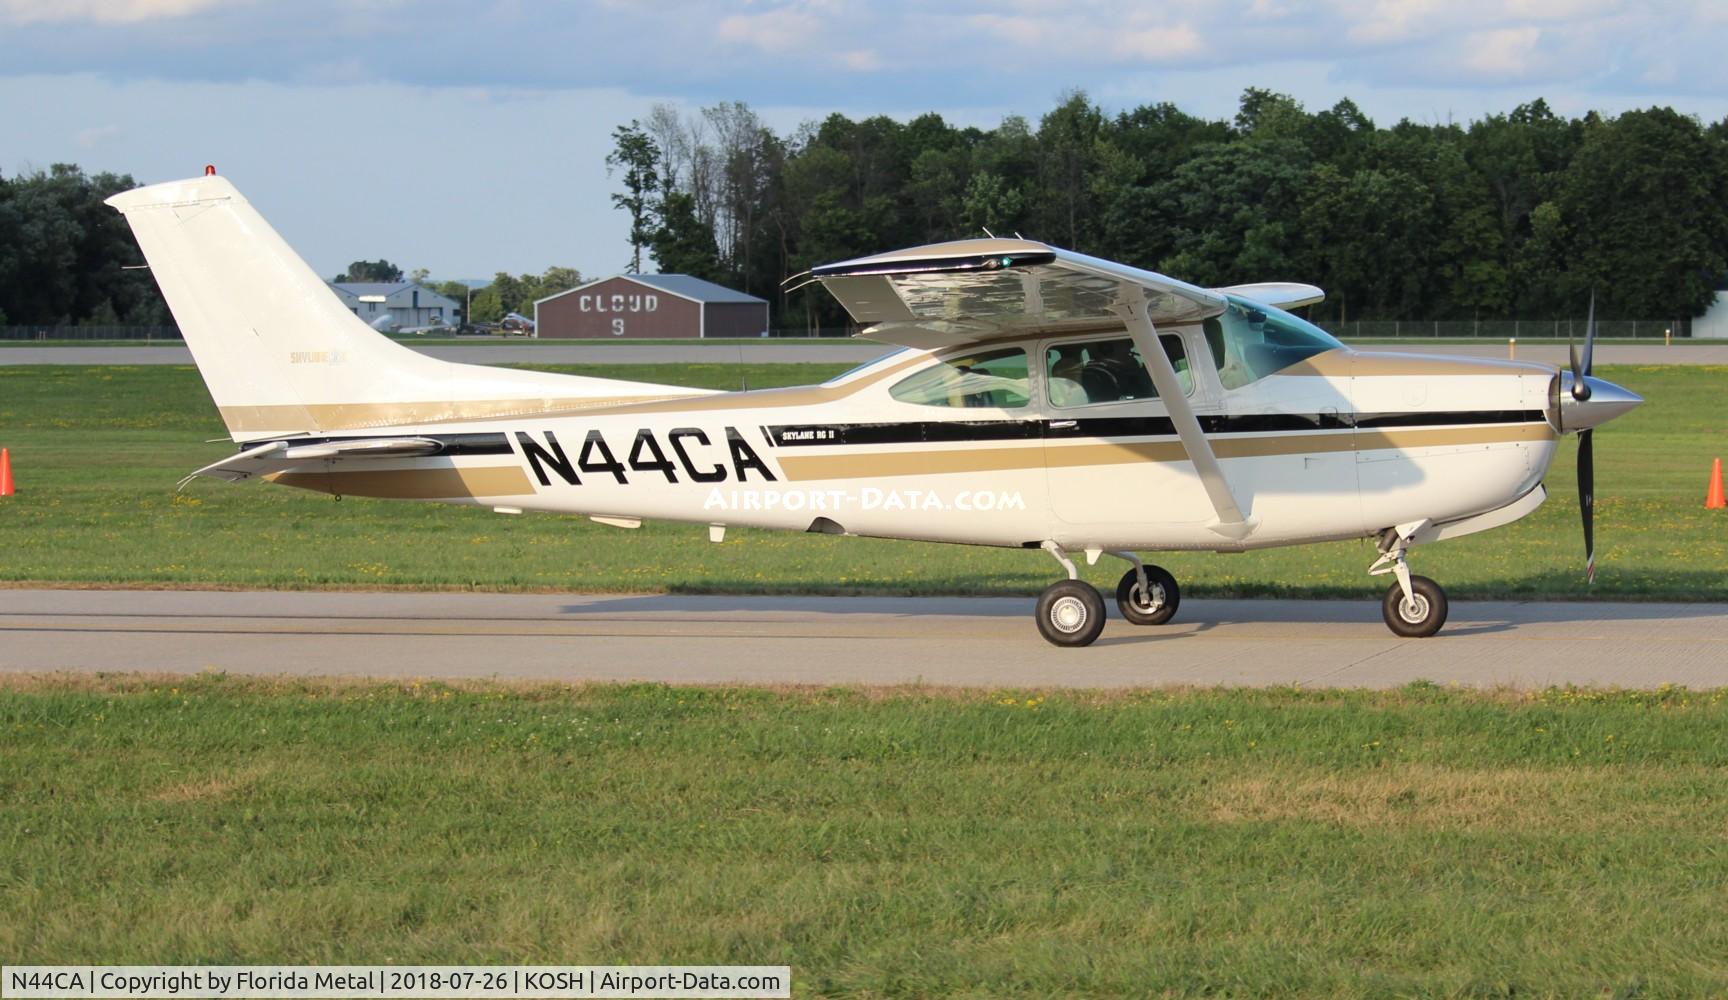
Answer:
533;274;770;339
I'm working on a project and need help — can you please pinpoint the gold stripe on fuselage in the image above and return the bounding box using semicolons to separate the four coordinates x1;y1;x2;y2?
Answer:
264;465;533;499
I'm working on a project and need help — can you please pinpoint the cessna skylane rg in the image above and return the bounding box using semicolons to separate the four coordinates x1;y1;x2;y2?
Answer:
109;172;1642;647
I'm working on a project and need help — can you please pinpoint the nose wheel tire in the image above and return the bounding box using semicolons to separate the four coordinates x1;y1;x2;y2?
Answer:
1036;580;1107;647
1115;565;1180;626
1380;575;1448;638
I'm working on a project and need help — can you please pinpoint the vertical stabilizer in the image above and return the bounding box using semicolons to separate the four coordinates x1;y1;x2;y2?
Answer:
107;175;702;441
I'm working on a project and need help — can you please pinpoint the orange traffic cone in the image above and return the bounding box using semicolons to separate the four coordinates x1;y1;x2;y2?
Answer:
0;447;11;497
1708;457;1726;510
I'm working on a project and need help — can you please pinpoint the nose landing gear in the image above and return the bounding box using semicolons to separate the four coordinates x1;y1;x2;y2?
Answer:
1112;552;1180;627
1369;520;1448;638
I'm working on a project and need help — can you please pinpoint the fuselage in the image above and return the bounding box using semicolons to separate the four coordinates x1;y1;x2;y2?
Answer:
263;332;1559;554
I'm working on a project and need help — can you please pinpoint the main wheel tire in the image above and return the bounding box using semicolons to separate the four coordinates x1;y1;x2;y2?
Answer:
1115;565;1180;626
1381;575;1448;638
1036;579;1107;647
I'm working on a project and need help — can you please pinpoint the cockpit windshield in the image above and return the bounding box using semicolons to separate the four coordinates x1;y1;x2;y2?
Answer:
1203;296;1343;390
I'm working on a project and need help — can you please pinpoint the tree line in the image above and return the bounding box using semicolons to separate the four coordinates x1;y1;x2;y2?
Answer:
610;90;1728;330
0;165;170;327
8;88;1726;333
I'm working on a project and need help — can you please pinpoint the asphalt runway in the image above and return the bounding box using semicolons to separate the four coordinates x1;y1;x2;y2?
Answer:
4;342;1727;365
3;589;1724;689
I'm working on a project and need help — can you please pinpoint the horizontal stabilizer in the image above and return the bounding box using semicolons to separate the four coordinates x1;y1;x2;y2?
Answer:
280;437;443;460
179;436;446;488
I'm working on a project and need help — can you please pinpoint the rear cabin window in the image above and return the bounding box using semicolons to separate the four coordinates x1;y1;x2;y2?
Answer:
1204;298;1342;390
1045;335;1190;408
889;347;1030;408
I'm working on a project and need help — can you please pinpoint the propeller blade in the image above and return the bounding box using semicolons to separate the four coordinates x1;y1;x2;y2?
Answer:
1578;428;1595;584
1581;291;1596;378
1571;292;1595;401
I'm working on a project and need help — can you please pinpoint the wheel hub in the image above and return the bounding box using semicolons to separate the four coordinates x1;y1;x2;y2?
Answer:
1400;594;1429;623
1051;595;1089;632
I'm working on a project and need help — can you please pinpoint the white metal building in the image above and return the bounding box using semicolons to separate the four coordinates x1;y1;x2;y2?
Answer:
328;281;460;331
1695;284;1728;339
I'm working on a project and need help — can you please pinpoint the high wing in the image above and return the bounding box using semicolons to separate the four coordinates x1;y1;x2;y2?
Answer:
179;436;444;487
809;238;1228;350
810;238;1259;539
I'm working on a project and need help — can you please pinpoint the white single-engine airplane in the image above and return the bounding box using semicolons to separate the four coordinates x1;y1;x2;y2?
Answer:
109;171;1642;647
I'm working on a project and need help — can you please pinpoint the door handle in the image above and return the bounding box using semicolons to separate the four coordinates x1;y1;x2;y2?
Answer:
1049;419;1077;430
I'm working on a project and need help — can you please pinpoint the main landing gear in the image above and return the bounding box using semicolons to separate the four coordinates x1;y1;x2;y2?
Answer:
1369;520;1449;638
1035;542;1182;647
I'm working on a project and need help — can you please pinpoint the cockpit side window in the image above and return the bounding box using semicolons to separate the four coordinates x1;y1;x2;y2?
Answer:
1046;335;1190;408
888;347;1030;408
1204;297;1343;390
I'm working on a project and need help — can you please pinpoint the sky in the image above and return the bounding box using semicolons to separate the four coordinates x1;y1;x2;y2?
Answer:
5;0;1727;283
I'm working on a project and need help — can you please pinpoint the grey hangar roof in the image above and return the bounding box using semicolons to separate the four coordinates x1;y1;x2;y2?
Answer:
538;274;767;306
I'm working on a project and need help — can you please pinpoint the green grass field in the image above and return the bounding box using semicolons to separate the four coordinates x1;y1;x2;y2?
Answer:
3;675;1726;996
0;362;1723;599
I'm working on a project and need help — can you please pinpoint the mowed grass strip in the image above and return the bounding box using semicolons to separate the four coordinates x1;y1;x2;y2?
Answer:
3;677;1728;996
0;362;1723;599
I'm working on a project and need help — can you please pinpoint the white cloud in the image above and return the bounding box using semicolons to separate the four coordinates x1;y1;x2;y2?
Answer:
2;0;1726;119
967;13;1046;47
0;0;238;24
1109;25;1204;62
1462;26;1545;78
970;12;1208;65
716;9;825;54
1344;0;1445;44
840;49;881;71
74;123;119;148
1502;0;1619;19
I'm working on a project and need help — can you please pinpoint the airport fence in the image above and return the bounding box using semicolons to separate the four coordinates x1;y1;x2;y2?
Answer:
1;325;182;342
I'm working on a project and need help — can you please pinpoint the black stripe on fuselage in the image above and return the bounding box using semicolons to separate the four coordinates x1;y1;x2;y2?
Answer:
767;410;1546;446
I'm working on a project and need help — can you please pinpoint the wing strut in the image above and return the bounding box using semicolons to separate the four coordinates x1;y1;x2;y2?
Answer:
1112;286;1256;541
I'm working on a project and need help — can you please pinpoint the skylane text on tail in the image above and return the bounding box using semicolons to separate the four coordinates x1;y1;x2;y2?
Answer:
109;172;1642;646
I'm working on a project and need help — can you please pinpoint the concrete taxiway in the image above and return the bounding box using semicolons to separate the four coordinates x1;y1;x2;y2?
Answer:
2;589;1724;689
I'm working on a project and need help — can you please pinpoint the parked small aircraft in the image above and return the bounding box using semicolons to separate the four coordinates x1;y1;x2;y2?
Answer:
109;172;1641;646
